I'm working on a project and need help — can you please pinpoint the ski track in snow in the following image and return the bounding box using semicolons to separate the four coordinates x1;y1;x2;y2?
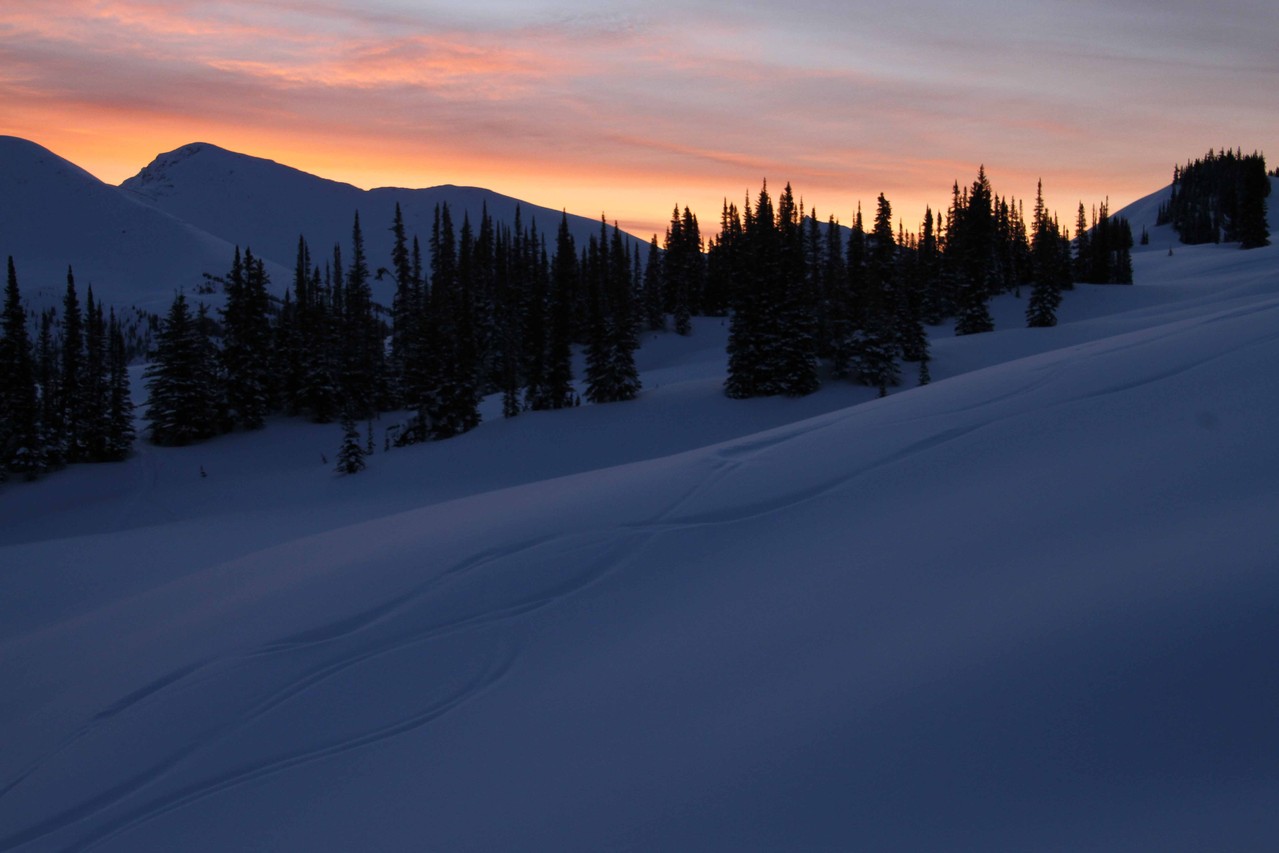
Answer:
0;530;648;852
65;640;519;853
632;424;986;532
629;300;1279;534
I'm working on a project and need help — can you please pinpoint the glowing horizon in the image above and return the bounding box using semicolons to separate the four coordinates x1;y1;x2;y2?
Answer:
3;1;1276;242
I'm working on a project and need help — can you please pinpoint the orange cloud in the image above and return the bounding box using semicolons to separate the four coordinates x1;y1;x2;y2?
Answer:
1;1;1271;245
206;34;573;101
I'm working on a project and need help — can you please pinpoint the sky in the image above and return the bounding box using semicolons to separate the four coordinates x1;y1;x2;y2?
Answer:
2;0;1277;238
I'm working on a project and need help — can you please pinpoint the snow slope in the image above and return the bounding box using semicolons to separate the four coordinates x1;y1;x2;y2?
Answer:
0;137;259;312
2;193;1278;851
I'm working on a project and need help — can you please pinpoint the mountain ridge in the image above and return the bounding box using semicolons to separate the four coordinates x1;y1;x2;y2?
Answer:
1;136;651;312
0;137;253;310
119;140;652;305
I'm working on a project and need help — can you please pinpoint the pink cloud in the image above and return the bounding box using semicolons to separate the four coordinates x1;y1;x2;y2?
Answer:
1;1;1274;241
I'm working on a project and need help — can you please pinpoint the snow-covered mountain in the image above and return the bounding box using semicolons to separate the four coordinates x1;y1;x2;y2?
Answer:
0;137;253;311
121;142;651;305
1;177;1277;850
1;137;649;313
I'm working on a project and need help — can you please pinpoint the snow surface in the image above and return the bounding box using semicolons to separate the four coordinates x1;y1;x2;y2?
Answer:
2;184;1279;851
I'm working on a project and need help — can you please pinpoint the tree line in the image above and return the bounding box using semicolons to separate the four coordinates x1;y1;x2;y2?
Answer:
3;164;1139;480
719;169;1113;398
1157;148;1270;249
141;205;648;462
0;259;136;480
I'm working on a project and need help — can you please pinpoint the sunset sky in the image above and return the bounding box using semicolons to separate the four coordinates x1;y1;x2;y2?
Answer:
2;1;1276;238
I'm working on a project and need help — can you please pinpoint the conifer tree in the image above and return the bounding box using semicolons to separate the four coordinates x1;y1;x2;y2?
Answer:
725;187;770;398
59;268;85;461
705;200;742;318
1072;202;1090;285
458;211;480;380
642;235;665;331
342;211;383;417
1237;154;1271;249
432;207;482;438
276;237;309;416
0;257;42;478
494;225;524;419
724;182;818;397
1076;201;1134;284
854;193;901;394
1110;217;1134;284
538;214;576;410
896;222;930;366
35;310;62;470
918;348;932;386
584;220;642;404
398;237;432;427
519;213;548;411
81;288;111;460
275;288;302;416
818;214;846;361
144;293;221;446
335;410;366;474
302;256;342;423
406;202;482;440
583;229;610;403
772;183;820;395
827;205;866;380
220;247;274;429
389;202;416;400
663;206;701;334
802;211;825;359
950;167;997;335
105;308;135;460
414;204;456;436
677;209;700;333
469;205;501;392
194;302;228;431
918;207;944;324
608;221;642;399
1026;181;1067;327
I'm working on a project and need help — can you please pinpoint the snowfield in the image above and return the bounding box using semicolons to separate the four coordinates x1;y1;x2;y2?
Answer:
2;191;1278;850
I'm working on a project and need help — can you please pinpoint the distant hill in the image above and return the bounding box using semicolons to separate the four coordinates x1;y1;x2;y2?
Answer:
0;136;649;313
0;136;253;311
1111;175;1277;253
120;142;650;306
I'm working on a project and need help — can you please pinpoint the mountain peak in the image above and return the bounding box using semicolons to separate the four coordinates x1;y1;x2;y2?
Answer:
0;135;102;186
121;141;362;202
123;142;246;194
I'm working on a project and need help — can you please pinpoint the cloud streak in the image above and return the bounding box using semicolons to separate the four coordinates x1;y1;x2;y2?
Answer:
2;1;1276;237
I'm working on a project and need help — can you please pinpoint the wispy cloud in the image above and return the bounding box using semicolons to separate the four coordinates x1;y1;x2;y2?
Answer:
1;0;1276;235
